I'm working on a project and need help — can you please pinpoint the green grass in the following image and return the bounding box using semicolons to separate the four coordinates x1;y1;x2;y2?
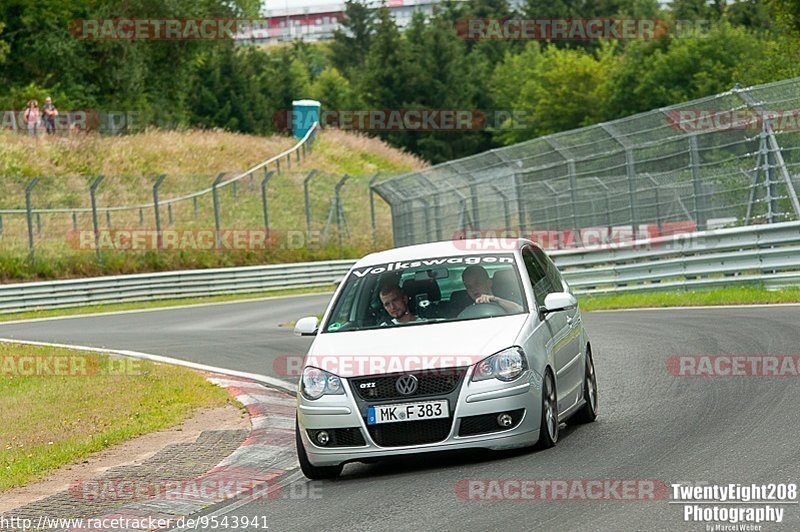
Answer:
578;285;800;311
0;342;233;491
0;285;335;323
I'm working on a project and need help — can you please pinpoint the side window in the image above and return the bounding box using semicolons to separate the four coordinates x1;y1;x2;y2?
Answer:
521;247;553;308
535;248;564;293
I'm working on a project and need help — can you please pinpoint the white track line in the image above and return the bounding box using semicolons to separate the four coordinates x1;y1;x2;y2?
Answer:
588;302;800;313
0;337;297;395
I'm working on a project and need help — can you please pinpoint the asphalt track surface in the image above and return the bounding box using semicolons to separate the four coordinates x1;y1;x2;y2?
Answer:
2;297;799;531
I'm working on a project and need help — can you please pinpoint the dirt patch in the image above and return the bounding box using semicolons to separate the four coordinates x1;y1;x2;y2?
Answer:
0;403;248;514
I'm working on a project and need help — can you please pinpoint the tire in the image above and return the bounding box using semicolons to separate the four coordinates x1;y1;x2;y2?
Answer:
536;369;558;449
571;347;598;424
296;421;343;480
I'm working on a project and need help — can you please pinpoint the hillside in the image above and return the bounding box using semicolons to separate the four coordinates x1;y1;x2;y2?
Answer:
0;129;425;281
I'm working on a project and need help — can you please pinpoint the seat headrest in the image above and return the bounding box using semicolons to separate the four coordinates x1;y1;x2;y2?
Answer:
402;278;441;302
492;269;522;303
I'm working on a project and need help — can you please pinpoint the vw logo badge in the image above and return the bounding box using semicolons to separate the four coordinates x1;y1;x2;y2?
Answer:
395;374;418;395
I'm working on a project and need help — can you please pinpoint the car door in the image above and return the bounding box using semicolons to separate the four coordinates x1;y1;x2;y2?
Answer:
521;246;572;413
543;253;583;409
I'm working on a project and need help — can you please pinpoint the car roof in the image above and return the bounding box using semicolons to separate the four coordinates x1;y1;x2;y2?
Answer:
354;238;533;268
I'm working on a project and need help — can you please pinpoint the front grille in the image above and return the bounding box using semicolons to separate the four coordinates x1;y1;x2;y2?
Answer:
352;368;467;401
307;428;367;447
367;417;453;447
458;409;525;437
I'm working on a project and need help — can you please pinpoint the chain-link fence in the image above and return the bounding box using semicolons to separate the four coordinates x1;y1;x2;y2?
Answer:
0;125;398;269
373;78;800;249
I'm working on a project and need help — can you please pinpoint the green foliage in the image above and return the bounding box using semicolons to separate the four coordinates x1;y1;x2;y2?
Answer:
0;0;798;163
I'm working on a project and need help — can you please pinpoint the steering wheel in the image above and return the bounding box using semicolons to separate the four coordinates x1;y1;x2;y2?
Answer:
456;302;507;319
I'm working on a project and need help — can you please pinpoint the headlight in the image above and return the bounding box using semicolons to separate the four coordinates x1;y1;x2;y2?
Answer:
301;366;345;400
472;347;527;382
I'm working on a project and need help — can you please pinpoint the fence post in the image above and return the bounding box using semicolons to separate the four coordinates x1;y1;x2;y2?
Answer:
139;208;144;226
261;170;275;233
153;174;167;250
368;172;381;243
212;173;225;249
72;211;78;230
303;170;318;234
688;135;707;231
25;177;40;258
514;173;527;231
193;197;198;219
0;214;4;236
286;153;292;171
335;174;350;254
167;203;173;225
491;184;511;234
89;175;104;260
232;180;237;200
36;212;42;236
105;210;111;229
276;159;281;174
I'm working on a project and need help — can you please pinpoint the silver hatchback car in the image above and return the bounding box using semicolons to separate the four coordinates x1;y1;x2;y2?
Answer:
293;239;598;479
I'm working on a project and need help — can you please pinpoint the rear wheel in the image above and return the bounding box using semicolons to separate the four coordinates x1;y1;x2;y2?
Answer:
572;347;598;424
536;369;558;449
296;421;343;480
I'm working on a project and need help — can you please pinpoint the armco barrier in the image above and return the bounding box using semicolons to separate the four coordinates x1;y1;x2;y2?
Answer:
0;222;798;314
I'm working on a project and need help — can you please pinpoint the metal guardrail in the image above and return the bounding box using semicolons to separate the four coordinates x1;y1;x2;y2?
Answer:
0;222;797;314
0;259;353;314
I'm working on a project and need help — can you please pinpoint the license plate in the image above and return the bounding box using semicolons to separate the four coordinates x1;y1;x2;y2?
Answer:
367;400;449;425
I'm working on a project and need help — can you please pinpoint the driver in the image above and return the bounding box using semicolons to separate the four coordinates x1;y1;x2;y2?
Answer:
462;265;523;314
379;282;423;325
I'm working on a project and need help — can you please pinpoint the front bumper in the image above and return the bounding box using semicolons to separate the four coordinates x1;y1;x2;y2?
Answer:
297;367;543;467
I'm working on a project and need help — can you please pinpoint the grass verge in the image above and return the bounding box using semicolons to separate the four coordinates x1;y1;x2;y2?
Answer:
0;285;335;323
578;285;800;311
0;342;233;491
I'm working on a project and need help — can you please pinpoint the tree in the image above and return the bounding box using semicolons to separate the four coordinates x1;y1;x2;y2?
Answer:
330;0;376;75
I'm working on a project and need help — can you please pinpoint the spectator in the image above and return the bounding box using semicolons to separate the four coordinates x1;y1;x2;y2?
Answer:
41;96;58;135
23;100;39;137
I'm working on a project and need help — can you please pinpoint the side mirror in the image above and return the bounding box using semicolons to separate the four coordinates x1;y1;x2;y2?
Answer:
542;292;578;315
294;316;319;336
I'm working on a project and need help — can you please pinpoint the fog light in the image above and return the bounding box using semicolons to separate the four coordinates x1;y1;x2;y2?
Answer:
316;430;330;446
497;413;513;427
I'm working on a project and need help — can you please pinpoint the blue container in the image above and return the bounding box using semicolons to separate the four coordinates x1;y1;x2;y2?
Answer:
292;99;321;139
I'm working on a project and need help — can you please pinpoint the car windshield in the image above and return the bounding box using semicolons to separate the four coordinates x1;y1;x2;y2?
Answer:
322;253;528;333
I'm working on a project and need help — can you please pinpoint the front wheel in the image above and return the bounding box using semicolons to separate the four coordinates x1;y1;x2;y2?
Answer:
571;347;598;424
536;369;558;449
296;421;343;480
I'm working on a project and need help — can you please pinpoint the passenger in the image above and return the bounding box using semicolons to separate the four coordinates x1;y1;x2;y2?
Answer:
462;265;523;314
379;283;421;325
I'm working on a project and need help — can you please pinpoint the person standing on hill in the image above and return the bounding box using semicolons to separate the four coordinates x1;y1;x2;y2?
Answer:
23;100;40;136
41;96;58;134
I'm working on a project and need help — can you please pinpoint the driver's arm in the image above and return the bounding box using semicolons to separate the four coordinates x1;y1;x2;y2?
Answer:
474;294;522;313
